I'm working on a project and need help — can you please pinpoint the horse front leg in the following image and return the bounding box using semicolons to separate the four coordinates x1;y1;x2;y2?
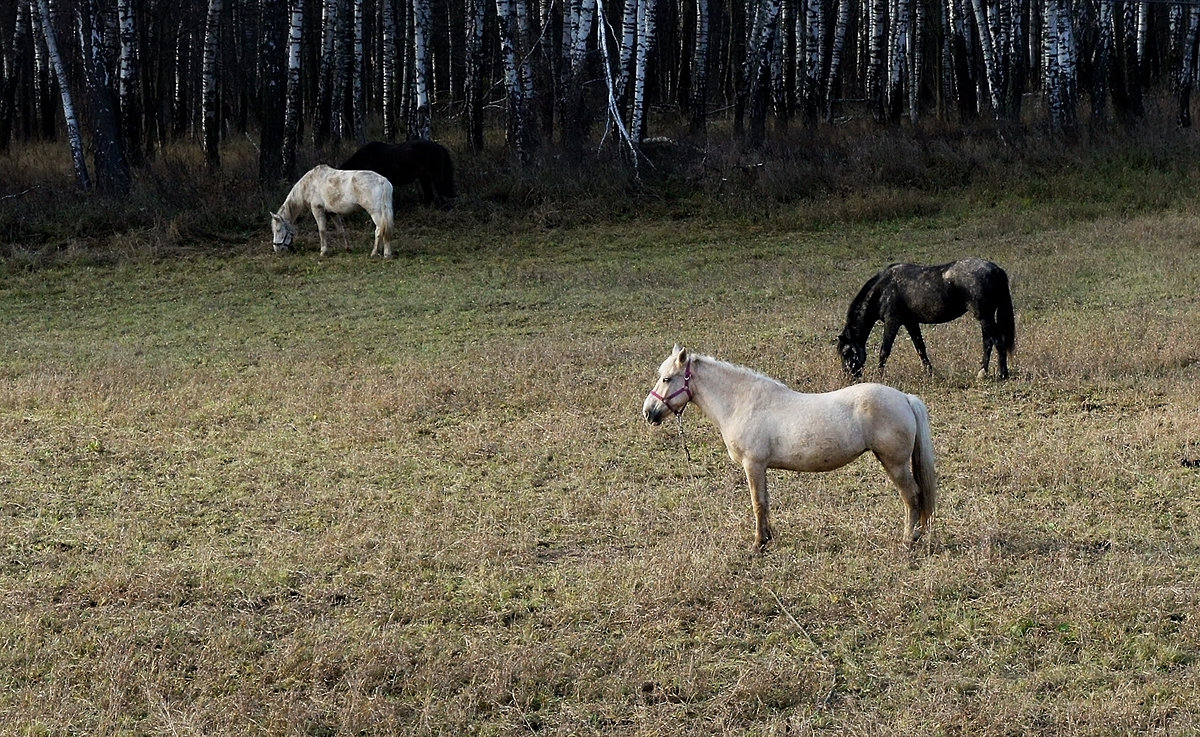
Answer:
743;460;772;552
906;323;934;374
878;321;902;375
311;206;330;256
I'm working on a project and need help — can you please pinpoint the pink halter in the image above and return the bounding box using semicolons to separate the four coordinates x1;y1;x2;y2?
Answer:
649;359;693;416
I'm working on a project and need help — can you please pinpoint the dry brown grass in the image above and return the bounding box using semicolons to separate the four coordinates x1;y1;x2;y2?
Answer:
3;134;1200;734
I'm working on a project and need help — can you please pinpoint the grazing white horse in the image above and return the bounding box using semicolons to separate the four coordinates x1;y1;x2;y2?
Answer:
270;164;395;257
642;345;937;551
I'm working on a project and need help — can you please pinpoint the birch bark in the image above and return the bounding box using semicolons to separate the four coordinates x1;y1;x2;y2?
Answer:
34;0;89;188
201;0;222;170
282;0;303;179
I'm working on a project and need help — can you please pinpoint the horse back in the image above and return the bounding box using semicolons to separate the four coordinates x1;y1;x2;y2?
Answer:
339;140;455;198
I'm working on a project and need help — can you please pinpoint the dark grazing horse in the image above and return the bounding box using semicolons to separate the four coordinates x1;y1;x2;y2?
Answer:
837;257;1016;379
339;140;456;208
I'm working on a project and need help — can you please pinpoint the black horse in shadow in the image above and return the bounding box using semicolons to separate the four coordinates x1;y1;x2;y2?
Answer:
837;257;1016;379
339;140;456;208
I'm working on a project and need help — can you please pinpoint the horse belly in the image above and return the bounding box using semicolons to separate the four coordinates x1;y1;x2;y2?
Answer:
768;429;868;473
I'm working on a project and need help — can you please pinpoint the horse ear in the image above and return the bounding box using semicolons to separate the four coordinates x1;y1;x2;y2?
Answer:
675;345;689;364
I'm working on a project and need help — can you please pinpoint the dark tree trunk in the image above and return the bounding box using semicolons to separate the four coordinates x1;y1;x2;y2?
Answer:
258;0;287;185
77;0;131;194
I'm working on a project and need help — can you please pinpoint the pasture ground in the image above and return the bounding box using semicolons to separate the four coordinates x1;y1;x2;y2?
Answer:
3;134;1200;734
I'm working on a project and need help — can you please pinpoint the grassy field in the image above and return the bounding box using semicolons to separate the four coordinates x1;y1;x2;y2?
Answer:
3;139;1200;735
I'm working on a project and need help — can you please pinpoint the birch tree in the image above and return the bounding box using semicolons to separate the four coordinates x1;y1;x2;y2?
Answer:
630;0;658;141
314;0;339;146
201;0;222;170
1043;0;1077;134
798;0;825;125
0;0;30;152
115;0;140;164
496;0;536;158
464;0;487;150
381;0;397;140
34;0;88;188
282;0;303;179
867;0;888;120
825;0;850;121
559;0;596;156
1175;7;1200;127
76;0;130;193
351;0;365;143
742;0;783;146
409;0;433;140
688;0;710;136
886;0;912;122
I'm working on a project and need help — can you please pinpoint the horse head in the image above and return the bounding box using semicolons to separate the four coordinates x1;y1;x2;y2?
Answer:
270;213;296;253
837;332;866;378
643;345;694;425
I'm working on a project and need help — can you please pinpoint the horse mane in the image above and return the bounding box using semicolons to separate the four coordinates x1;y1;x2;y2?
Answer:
842;269;889;338
694;353;790;391
276;172;312;223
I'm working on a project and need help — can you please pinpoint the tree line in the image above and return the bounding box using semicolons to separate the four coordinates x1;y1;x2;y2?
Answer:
3;0;1200;194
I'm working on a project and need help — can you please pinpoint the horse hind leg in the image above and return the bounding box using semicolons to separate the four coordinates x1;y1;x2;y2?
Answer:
876;452;925;549
906;323;934;375
371;209;393;258
978;318;1008;379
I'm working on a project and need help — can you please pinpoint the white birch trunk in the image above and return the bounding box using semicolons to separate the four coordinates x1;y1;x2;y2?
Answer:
116;0;139;161
410;0;432;139
351;0;365;143
465;0;487;149
825;0;849;120
887;0;909;120
908;0;922;122
970;0;1004;116
615;0;639;101
316;0;339;144
689;0;710;134
867;0;887;119
201;0;222;169
282;0;303;177
801;0;824;123
630;0;657;141
381;0;397;140
495;0;532;159
35;0;90;188
514;0;537;124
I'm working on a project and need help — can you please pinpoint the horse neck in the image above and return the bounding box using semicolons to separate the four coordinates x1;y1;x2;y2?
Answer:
277;182;308;221
688;356;773;430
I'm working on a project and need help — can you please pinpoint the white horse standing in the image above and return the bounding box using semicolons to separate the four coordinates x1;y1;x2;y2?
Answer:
642;345;937;551
270;164;395;257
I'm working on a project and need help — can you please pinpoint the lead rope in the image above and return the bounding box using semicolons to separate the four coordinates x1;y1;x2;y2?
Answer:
675;409;692;463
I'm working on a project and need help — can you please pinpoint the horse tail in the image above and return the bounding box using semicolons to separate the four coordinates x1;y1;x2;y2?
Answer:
906;394;938;530
380;183;395;238
994;270;1016;356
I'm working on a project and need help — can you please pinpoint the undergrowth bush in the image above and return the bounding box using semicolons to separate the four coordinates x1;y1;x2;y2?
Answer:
4;113;1200;264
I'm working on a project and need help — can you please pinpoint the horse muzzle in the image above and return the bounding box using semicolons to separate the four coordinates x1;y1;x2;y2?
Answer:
643;395;668;425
